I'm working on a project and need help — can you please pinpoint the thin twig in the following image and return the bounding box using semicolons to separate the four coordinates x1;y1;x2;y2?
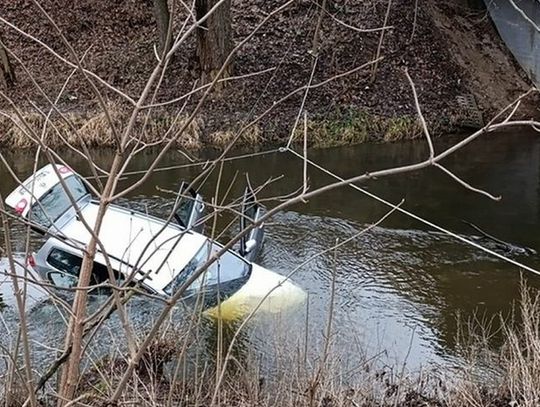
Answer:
370;0;392;82
404;68;434;159
0;196;38;407
286;57;318;149
303;112;308;195
409;0;419;43
434;163;501;201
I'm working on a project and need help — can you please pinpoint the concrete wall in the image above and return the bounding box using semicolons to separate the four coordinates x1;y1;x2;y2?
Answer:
486;0;540;87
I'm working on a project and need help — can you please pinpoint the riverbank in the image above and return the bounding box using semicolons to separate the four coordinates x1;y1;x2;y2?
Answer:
1;0;536;149
4;284;537;407
0;108;429;149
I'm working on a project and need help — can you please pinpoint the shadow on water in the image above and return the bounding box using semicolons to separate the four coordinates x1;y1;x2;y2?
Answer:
2;131;540;375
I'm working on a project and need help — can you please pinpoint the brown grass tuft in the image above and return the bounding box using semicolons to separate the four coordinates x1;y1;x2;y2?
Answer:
208;125;263;149
0;106;202;150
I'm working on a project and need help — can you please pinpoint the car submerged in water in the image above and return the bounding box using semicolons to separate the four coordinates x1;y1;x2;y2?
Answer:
5;164;306;318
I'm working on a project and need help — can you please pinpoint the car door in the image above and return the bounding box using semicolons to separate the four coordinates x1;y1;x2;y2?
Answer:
238;187;265;262
174;182;205;233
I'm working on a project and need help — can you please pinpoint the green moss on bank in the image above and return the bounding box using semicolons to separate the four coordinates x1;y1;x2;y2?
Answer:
289;109;456;148
298;112;423;148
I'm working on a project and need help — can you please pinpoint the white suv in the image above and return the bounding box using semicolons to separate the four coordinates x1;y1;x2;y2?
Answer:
6;164;268;310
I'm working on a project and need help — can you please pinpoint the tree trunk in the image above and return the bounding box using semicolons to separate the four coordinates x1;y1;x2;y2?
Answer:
152;0;171;55
57;233;103;406
57;157;123;406
0;34;16;89
195;0;233;85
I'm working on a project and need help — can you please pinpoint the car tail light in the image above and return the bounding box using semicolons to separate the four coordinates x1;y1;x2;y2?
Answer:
26;254;36;268
15;199;28;215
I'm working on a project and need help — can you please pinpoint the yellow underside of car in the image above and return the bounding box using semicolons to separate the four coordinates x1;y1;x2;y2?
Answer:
204;265;307;320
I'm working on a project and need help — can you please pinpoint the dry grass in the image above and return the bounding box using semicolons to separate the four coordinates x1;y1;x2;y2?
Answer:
499;284;540;406
382;116;424;142
86;285;540;407
445;283;540;407
0;106;202;150
3;284;540;406
2;309;448;407
0;106;443;151
208;124;263;148
0;379;27;407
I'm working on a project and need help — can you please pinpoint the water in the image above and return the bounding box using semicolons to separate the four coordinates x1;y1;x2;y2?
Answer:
1;131;540;377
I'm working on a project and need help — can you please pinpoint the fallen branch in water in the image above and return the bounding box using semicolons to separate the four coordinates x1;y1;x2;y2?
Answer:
462;220;537;255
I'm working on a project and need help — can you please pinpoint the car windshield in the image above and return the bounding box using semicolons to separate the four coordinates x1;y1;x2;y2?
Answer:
29;175;88;228
164;240;250;296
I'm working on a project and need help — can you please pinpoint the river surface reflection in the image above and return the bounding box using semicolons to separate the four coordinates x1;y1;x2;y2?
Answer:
1;131;540;375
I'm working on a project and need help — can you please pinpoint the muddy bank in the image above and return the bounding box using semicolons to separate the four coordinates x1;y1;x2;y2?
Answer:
0;0;535;149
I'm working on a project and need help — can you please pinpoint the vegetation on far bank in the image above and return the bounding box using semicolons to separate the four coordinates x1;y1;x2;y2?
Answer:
0;0;533;149
0;107;461;150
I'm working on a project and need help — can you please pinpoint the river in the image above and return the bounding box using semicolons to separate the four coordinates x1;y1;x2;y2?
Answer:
1;130;540;380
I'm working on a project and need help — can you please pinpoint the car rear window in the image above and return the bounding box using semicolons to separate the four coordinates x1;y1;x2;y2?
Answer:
29;175;88;228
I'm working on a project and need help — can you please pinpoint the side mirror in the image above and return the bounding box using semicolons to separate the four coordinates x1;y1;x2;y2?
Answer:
244;238;257;254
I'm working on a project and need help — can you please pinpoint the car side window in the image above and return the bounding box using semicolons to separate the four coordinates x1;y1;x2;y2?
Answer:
46;249;115;288
48;271;78;288
47;248;82;277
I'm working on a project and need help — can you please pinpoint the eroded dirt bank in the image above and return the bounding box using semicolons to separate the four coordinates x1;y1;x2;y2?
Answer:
0;0;536;149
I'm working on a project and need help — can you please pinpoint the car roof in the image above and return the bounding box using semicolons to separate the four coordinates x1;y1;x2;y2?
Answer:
5;164;75;217
55;201;207;293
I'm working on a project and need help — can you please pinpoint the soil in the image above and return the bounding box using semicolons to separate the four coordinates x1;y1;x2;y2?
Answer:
0;0;536;148
427;1;535;119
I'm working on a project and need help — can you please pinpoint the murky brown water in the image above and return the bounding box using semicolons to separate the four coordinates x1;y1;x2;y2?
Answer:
2;131;540;375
